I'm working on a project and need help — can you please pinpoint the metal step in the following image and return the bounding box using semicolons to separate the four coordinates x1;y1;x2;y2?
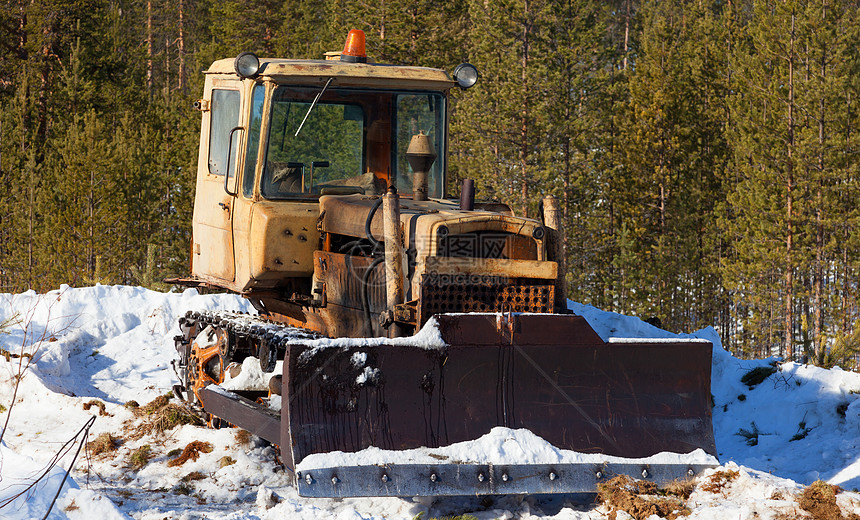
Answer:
198;385;280;444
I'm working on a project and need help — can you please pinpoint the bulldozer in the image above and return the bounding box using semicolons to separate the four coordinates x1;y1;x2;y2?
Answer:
170;30;717;498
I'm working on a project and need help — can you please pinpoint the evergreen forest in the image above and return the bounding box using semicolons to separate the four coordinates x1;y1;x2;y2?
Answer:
1;0;859;365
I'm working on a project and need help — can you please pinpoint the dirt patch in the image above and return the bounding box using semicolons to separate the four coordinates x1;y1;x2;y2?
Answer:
83;399;110;416
167;441;214;467
700;469;739;495
798;480;860;520
125;394;202;440
597;475;690;520
87;432;119;456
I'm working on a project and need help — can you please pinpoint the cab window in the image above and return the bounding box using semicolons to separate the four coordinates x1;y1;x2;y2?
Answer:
242;84;265;197
394;94;445;197
208;89;240;177
263;87;365;198
260;85;445;199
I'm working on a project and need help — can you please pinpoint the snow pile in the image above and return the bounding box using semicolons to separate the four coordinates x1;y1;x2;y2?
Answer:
298;427;717;471
0;285;857;519
296;315;446;351
220;355;272;391
0;285;253;404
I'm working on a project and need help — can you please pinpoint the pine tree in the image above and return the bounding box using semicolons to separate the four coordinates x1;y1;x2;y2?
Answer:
452;0;558;218
540;0;614;305
725;0;860;361
608;0;729;331
38;110;122;287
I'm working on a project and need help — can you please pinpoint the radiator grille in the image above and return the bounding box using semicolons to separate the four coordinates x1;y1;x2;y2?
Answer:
419;278;553;323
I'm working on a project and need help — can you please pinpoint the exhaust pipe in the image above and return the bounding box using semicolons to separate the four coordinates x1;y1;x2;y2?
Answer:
459;179;475;211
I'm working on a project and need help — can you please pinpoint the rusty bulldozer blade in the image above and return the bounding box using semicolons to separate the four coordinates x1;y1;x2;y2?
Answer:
200;313;716;496
201;313;716;496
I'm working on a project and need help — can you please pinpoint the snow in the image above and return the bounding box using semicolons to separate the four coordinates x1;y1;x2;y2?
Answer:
220;356;271;392
297;315;446;353
0;284;857;519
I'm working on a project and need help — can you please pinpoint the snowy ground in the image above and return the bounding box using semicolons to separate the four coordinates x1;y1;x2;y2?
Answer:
0;285;858;519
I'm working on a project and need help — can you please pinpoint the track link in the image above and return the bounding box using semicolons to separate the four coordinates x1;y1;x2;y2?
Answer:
173;310;320;406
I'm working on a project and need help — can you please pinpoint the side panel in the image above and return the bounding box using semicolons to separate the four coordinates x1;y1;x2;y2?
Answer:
247;201;319;282
311;251;387;337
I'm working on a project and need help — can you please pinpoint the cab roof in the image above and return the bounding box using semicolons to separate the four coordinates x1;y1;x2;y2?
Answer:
205;58;456;90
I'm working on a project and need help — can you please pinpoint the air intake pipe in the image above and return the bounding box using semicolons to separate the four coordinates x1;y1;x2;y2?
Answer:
542;196;567;313
405;131;436;201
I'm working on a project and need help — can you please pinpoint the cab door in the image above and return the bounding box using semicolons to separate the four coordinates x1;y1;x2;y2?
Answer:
191;79;243;282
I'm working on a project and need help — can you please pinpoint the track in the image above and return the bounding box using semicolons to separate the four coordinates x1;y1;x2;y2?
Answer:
173;310;320;407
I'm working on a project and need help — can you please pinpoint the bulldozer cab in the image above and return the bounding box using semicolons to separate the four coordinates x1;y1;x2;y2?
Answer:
190;45;462;291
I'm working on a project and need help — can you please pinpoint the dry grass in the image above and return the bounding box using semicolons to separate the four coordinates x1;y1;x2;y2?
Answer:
128;445;152;471
413;515;478;520
234;429;253;447
662;478;696;500
87;432;119;456
798;480;860;520
0;348;32;362
138;394;171;415
597;475;690;520
167;441;213;468
181;471;206;482
125;394;202;440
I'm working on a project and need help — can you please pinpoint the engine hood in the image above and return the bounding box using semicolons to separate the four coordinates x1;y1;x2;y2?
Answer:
318;194;546;261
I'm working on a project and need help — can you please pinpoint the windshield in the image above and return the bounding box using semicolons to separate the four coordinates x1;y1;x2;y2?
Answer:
261;85;445;199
